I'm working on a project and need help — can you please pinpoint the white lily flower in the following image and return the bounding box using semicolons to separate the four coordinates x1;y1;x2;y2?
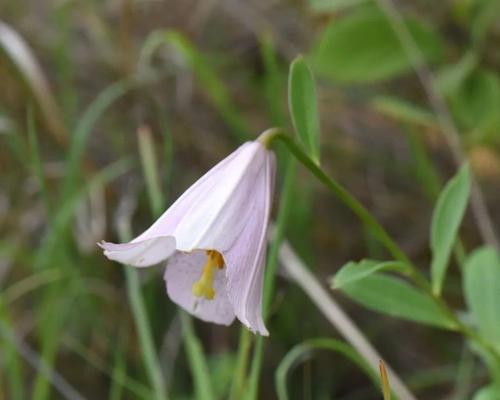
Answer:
100;140;275;335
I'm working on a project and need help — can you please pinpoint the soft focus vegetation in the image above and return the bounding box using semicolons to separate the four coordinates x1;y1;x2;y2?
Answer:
2;0;500;399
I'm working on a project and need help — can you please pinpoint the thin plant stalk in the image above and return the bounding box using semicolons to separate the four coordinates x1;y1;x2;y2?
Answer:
228;328;253;400
263;130;500;363
279;241;416;400
119;225;168;400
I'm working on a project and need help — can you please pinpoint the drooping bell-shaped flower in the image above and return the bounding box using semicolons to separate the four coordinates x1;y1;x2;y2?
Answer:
99;140;275;335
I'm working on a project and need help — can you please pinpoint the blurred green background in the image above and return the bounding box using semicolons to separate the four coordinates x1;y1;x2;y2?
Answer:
1;0;500;399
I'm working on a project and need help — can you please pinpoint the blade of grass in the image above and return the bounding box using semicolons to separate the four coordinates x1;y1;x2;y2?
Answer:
27;106;51;218
0;298;25;400
0;317;84;400
60;80;132;203
36;158;133;269
0;21;68;145
137;125;165;218
228;328;253;400
139;30;249;141
179;312;216;400
32;159;133;399
32;289;81;400
60;334;151;399
119;222;168;400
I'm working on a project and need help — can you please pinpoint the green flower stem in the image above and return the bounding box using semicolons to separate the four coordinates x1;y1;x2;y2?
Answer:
228;328;253;400
266;130;500;364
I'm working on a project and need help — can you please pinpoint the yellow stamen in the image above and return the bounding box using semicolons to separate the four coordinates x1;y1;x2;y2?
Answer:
192;250;224;300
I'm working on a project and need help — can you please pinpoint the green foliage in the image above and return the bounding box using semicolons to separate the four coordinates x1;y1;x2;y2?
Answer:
4;2;500;398
430;163;471;296
331;259;407;289
340;273;456;329
449;69;500;141
311;8;443;83
472;385;500;400
464;247;500;350
288;56;321;163
435;51;478;96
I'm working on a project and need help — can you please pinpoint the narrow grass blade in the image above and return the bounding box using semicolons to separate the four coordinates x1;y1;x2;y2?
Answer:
139;30;249;141
0;21;68;145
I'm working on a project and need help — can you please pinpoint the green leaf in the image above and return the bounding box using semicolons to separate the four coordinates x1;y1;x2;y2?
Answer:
430;163;471;295
435;52;478;96
311;8;442;83
340;273;456;329
449;69;500;140
472;385;500;400
371;96;436;128
288;56;321;163
464;247;500;349
332;259;407;289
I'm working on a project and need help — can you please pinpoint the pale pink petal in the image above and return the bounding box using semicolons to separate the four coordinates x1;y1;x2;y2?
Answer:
101;142;257;267
99;236;176;267
171;142;266;251
164;251;235;326
222;150;275;336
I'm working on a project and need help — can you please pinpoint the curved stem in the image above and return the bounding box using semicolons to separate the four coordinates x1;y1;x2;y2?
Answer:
268;130;500;364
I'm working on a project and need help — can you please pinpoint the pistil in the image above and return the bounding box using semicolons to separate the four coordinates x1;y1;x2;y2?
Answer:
192;250;224;300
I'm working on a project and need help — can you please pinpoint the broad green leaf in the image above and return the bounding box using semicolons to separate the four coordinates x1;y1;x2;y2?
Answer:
464;247;500;348
331;259;407;289
430;163;470;295
371;96;436;128
472;385;500;400
311;8;442;83
288;56;321;163
340;273;456;329
450;69;500;140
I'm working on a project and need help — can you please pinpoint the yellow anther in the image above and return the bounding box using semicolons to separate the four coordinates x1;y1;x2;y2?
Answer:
192;250;224;300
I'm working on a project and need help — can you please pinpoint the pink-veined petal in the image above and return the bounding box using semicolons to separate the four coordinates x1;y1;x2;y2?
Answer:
164;251;235;326
99;236;176;267
100;142;254;267
171;142;266;251
222;149;275;336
